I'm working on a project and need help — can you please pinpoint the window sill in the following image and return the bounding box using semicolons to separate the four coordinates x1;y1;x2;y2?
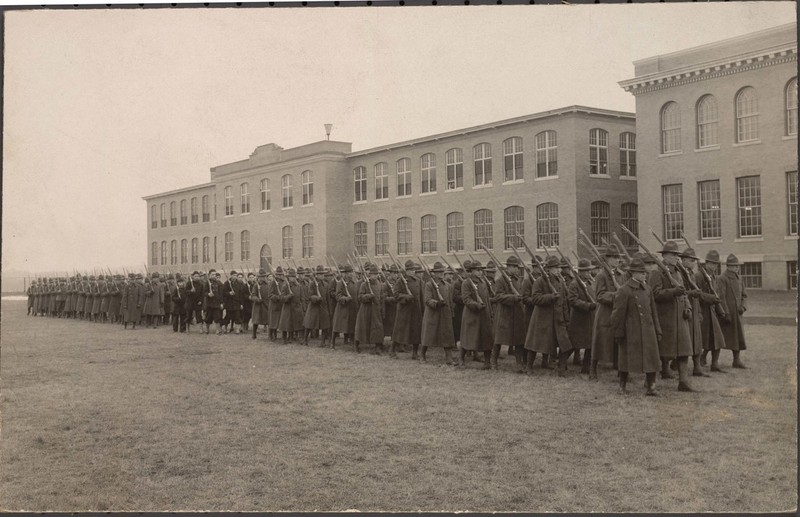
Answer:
785;235;799;240
302;203;314;208
260;209;271;213
783;134;797;140
419;192;436;197
589;174;611;179
698;238;724;244
659;151;683;157
445;188;464;193
224;215;234;218
732;140;761;148
240;213;250;216
421;252;439;256
473;183;493;189
502;179;525;186
395;195;412;200
695;145;720;153
281;206;294;210
374;198;389;203
734;237;764;243
619;175;637;181
534;175;559;181
353;200;368;205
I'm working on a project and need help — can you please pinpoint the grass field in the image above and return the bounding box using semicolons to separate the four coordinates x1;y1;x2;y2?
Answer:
0;299;796;512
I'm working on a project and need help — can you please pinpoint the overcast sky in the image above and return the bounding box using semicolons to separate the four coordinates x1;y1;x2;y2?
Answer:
3;3;795;274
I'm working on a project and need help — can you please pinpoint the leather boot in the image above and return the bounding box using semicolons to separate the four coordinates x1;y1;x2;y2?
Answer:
355;341;361;354
252;324;257;339
541;355;554;370
389;342;398;359
490;345;500;370
732;351;747;369
411;344;419;360
444;348;453;365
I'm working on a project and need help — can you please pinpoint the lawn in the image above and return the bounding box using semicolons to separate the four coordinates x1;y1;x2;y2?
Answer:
0;299;796;512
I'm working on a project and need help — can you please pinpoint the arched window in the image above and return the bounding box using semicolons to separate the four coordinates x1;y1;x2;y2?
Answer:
590;201;610;246
160;203;167;227
735;87;758;143
202;237;210;263
180;199;187;224
281;175;293;208
151;242;158;266
260;179;270;211
446;212;464;252
421;153;436;193
536;203;559;248
151;205;157;229
375;219;389;256
282;226;293;259
786;78;797;136
535;131;557;178
474;209;493;250
661;102;681;153
191;238;199;264
503;137;523;182
375;163;389;200
354;221;368;256
421;214;437;254
445;148;463;190
190;197;198;223
302;224;314;258
170;201;177;226
589;129;608;175
504;206;524;250
354;166;367;202
301;170;313;206
397;159;411;197
240;230;250;261
224;186;233;216
473;143;492;186
621;203;639;246
224;232;233;261
619;132;636;177
180;239;188;264
201;195;210;222
240;183;250;214
161;241;167;265
170;240;178;265
397;217;412;255
696;95;718;148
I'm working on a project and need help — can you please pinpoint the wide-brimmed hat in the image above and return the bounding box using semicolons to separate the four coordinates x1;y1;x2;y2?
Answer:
642;254;657;265
258;269;267;277
467;260;483;271
680;247;699;260
341;264;353;273
559;257;570;268
431;261;446;273
705;250;721;264
388;264;399;273
577;258;593;271
604;243;621;258
506;256;521;267
627;257;647;273
404;260;416;271
484;260;497;272
368;265;379;274
274;266;285;275
658;241;680;255
590;258;600;268
544;256;561;268
208;268;217;275
315;265;326;274
726;254;740;266
287;268;297;277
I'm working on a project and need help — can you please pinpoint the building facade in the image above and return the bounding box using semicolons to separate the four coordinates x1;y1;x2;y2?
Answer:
144;106;638;274
620;22;798;290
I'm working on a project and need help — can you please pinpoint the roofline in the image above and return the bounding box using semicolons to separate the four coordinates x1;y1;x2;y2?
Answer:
346;105;635;158
142;182;215;201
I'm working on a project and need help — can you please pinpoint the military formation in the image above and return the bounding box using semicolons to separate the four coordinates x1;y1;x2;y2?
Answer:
26;229;750;397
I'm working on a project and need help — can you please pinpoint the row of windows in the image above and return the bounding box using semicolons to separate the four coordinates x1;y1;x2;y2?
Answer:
660;79;797;154
353;131;636;202
351;203;638;256
151;237;215;266
735;261;798;291
151;196;211;229
661;171;797;240
224;171;313;216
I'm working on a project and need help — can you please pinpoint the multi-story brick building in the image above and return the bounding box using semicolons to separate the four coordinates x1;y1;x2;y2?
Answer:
144;105;638;273
619;22;798;290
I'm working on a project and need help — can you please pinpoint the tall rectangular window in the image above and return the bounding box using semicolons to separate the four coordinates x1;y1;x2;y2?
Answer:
191;197;198;223
503;206;524;249
446;212;464;252
180;199;187;225
536;203;559;248
224;232;233;262
736;87;759;143
421;154;436;193
354;222;368;256
191;238;199;264
445;149;463;190
354;166;367;202
621;203;638;246
151;242;158;266
281;175;293;208
590;201;610;246
282;226;293;259
787;79;798;136
535;131;558;178
421;215;437;254
698;180;721;240
161;241;167;265
788;171;798;236
224;186;234;216
240;183;250;214
397;217;412;255
737;175;761;237
301;171;313;206
151;205;157;229
662;184;684;240
302;224;313;258
697;95;719;148
375;219;389;256
171;240;178;265
180;239;188;264
202;195;210;222
589;129;609;175
619;132;636;176
474;209;493;250
240;230;250;261
661;102;681;153
170;202;177;226
503;137;523;182
202;237;210;263
375;163;388;200
740;262;762;289
397;159;411;197
161;204;167;227
788;261;798;290
260;179;271;211
473;143;492;186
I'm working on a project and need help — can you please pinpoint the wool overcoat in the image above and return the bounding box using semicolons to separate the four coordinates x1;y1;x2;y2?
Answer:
491;273;526;347
393;274;423;345
716;269;747;351
249;281;269;325
610;277;662;374
121;282;145;323
694;269;726;351
567;277;595;350
459;277;493;351
278;280;306;332
267;279;284;330
524;274;572;355
590;268;625;363
355;279;385;344
302;279;331;330
450;278;464;341
202;279;224;312
333;278;359;334
649;267;693;359
421;279;455;349
382;279;397;337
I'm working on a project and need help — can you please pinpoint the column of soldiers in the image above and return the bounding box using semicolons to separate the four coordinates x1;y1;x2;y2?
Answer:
25;235;750;396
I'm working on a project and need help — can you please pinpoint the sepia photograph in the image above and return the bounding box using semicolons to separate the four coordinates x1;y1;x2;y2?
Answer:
1;1;797;512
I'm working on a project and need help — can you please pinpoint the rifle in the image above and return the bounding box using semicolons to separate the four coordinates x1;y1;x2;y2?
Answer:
514;232;555;293
450;253;485;306
479;243;520;296
509;245;535;282
620;225;676;287
417;255;445;303
304;258;322;298
649;228;700;291
611;232;633;262
264;259;283;296
438;255;463;281
352;250;374;295
555;246;595;303
374;258;395;297
577;229;620;290
387;249;413;296
678;230;726;318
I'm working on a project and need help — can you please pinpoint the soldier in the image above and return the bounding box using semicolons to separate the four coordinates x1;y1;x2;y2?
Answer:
567;259;597;374
302;266;331;346
391;260;424;360
589;244;625;380
524;255;573;376
184;271;202;332
679;248;711;378
108;275;122;324
121;273;144;329
278;268;305;344
354;265;385;354
458;260;492;369
696;251;727;372
332;265;358;349
610;257;662;396
490;256;526;372
250;269;269;339
170;274;188;332
98;275;109;322
203;269;224;335
421;261;456;364
650;241;696;392
450;265;464;349
220;271;240;334
716;254;748;369
267;267;285;341
381;264;398;348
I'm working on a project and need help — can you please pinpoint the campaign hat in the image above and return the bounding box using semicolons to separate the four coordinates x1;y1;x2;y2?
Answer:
705;250;721;264
627;257;647;273
658;241;680;255
725;254;740;266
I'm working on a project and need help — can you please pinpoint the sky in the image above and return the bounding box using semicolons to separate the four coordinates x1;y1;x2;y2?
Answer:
2;2;796;276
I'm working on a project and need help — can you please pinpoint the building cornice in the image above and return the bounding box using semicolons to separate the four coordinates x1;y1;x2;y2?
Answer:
211;152;349;185
142;182;215;201
619;46;796;96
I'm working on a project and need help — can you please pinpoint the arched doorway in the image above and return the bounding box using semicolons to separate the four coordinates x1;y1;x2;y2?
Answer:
260;244;272;271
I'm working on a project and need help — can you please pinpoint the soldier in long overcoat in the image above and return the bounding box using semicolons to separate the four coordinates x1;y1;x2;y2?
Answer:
458;260;492;368
695;251;727;371
382;265;398;341
390;260;424;359
121;273;145;328
108;276;122;323
332;265;358;349
567;258;597;374
679;248;712;378
202;270;225;335
490;256;526;372
610;258;662;396
450;270;464;345
420;262;455;364
250;270;270;339
278;269;306;343
303;267;331;345
589;244;625;379
267;269;285;340
524;255;573;376
169;274;188;332
354;265;386;354
716;254;748;368
221;272;242;334
649;241;695;392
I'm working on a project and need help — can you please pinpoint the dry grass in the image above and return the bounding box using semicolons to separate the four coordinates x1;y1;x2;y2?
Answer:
0;300;796;512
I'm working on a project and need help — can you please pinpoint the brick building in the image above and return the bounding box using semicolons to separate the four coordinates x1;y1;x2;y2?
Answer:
144;105;638;273
619;22;798;290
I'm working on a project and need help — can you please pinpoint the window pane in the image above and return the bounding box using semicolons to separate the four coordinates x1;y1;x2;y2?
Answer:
737;176;761;237
788;171;798;236
661;102;681;153
474;209;493;250
504;206;524;249
447;212;464;252
662;184;684;240
621;203;638;246
698;180;721;239
741;262;762;289
590;202;610;246
536;203;559;248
